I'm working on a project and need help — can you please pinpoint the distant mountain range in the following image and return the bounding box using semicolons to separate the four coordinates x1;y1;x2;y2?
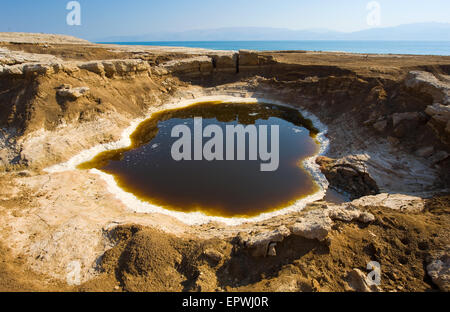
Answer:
97;23;450;42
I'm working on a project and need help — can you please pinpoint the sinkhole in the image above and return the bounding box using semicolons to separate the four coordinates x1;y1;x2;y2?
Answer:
79;101;326;217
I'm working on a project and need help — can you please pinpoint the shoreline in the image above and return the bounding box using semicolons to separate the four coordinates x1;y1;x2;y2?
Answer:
95;40;450;56
46;95;330;226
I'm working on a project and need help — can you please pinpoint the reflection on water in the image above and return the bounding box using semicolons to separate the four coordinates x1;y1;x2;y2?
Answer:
80;102;323;217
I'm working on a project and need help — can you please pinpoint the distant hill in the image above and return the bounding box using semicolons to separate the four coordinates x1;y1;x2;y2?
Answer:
344;23;450;41
97;23;450;42
0;32;90;44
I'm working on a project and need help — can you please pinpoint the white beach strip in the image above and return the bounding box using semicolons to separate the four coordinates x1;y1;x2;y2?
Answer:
45;95;330;225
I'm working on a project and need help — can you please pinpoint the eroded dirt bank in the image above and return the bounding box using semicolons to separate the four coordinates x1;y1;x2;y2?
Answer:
0;33;449;292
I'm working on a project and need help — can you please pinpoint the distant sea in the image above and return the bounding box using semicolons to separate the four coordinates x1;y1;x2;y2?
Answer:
98;40;450;56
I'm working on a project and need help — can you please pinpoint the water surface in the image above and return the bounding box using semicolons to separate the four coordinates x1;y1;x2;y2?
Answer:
80;102;322;217
100;40;450;56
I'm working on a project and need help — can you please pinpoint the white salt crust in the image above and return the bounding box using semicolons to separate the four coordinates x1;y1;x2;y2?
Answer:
46;96;330;226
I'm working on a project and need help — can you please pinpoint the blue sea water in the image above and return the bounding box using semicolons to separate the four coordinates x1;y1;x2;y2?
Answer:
98;40;450;56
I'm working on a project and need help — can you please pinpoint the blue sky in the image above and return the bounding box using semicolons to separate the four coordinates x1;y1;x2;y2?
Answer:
1;0;450;40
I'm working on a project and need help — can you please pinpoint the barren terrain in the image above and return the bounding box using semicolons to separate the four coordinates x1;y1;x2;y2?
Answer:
0;32;449;292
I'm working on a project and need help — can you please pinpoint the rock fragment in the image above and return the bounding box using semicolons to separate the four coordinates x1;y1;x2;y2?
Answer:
290;210;332;241
352;193;425;212
237;226;290;257
79;61;105;75
427;252;450;291
203;249;223;265
346;268;380;292
57;85;90;100
316;156;379;199
328;205;375;223
425;103;450;124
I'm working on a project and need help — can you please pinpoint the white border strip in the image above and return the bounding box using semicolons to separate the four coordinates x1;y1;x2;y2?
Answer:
46;96;330;226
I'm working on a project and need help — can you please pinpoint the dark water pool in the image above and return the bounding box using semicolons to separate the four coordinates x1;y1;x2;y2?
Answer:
80;102;324;217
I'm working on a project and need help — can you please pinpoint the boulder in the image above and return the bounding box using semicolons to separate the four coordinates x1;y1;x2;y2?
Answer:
426;247;450;292
290;210;332;241
162;56;213;76
211;53;237;73
79;61;105;76
60;63;80;74
101;59;150;77
114;59;150;74
239;50;260;66
102;61;116;77
57;85;90;100
237;226;290;257
316;156;379;199
427;252;450;291
351;193;424;212
405;71;449;105
3;64;24;75
23;63;54;75
238;50;275;69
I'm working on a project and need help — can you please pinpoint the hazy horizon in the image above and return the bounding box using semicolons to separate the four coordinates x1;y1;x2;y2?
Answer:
1;0;450;41
95;23;450;42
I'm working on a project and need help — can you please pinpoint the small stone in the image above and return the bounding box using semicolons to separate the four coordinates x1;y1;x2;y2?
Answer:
267;243;277;257
57;85;90;100
358;212;376;223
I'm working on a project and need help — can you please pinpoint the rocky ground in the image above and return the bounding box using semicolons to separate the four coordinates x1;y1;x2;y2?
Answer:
0;32;449;292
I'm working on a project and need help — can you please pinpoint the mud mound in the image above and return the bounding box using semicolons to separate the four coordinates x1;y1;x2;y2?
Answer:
99;226;207;292
1;195;447;292
120;231;184;291
98;226;179;291
75;196;449;292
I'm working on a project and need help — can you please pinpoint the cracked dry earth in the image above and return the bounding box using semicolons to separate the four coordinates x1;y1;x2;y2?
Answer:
0;32;449;292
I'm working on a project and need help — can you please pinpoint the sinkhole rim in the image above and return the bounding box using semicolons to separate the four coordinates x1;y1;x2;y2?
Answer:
45;95;331;226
